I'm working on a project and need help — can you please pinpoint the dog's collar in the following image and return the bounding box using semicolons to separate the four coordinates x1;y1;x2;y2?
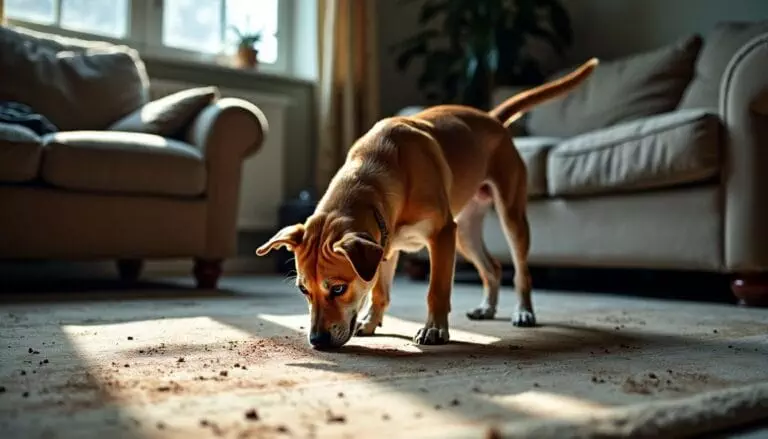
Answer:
373;207;389;249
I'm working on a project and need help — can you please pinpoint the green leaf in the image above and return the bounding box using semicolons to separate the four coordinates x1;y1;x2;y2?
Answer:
541;0;574;46
395;41;428;71
229;25;243;39
418;0;450;24
389;29;440;54
526;24;565;55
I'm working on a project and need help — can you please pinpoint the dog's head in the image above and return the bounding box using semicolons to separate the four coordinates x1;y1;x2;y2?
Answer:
255;213;384;349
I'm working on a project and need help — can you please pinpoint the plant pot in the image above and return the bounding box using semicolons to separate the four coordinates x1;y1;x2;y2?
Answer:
235;46;259;70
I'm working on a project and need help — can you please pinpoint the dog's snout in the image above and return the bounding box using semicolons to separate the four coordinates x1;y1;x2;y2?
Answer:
308;331;333;349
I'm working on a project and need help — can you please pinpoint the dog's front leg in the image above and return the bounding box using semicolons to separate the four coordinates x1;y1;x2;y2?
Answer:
356;252;399;336
414;220;457;345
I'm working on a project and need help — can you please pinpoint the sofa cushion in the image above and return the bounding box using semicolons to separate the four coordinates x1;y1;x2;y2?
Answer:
0;123;44;182
526;35;703;138
547;109;721;197
41;131;206;197
0;25;149;131
679;21;768;110
108;87;219;137
514;137;561;198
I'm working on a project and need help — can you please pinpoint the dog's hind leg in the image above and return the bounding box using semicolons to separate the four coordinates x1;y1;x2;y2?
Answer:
456;189;502;320
487;138;535;327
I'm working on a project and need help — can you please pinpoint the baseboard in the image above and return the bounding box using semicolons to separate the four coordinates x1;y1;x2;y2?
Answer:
143;257;274;276
0;257;275;281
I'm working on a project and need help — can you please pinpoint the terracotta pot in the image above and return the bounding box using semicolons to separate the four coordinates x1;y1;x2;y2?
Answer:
235;46;259;70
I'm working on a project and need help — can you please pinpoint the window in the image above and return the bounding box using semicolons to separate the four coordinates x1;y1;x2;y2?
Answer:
6;0;130;38
6;0;287;71
163;0;279;64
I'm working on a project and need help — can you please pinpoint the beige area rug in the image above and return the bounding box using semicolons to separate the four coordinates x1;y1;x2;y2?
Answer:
0;275;767;439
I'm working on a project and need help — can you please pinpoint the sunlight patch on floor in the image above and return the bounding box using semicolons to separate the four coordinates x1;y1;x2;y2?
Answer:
258;313;503;347
492;390;611;420
59;317;486;433
60;316;261;363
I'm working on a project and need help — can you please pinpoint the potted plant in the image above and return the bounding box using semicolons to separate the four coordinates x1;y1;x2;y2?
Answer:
393;0;574;110
230;26;263;70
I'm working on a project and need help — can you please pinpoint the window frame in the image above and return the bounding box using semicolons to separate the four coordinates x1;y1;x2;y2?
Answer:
5;0;295;76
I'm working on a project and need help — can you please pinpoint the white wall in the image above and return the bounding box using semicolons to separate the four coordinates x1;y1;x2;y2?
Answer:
376;0;768;118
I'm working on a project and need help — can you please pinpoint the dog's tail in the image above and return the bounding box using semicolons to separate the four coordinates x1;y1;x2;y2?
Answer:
489;57;599;128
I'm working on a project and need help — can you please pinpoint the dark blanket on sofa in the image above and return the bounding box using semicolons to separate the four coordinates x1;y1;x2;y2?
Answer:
0;101;58;135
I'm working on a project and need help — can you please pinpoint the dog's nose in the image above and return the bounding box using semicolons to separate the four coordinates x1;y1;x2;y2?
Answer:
309;331;333;349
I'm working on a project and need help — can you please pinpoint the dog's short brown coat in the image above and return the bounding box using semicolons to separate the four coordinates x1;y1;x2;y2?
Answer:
257;58;599;349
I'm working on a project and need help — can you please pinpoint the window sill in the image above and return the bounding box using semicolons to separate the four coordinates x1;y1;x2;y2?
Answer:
140;52;314;87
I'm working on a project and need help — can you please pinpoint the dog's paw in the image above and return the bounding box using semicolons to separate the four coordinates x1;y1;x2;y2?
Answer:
512;310;536;327
466;306;496;321
354;319;380;337
413;326;450;345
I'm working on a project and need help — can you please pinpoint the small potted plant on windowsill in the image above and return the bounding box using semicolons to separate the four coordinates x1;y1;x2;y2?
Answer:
230;26;262;70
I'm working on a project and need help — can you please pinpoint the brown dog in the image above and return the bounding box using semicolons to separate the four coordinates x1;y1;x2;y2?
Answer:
256;58;599;349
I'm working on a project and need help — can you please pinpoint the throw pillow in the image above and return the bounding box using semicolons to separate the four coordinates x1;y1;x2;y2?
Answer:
526;35;703;138
108;86;219;137
678;21;768;111
0;25;149;132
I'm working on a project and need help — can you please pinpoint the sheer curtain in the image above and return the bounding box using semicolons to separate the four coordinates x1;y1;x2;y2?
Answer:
314;0;380;193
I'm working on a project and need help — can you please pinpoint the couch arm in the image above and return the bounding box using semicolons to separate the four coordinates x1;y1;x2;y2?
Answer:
185;97;269;259
721;33;768;272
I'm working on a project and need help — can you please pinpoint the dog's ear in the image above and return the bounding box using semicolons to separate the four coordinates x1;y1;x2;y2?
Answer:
256;224;305;256
333;233;384;282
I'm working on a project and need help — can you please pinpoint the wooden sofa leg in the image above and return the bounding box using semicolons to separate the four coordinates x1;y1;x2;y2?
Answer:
117;259;143;282
194;259;223;289
731;274;768;307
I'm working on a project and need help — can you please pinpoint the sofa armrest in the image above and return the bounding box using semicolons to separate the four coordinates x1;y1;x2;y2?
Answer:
720;32;768;272
185;97;269;259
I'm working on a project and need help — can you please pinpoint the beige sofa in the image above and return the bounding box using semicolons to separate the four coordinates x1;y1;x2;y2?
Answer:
405;21;768;305
0;26;268;288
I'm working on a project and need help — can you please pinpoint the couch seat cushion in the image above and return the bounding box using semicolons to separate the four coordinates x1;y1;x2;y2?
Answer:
514;137;561;198
0;123;44;183
547;109;721;197
41;131;206;197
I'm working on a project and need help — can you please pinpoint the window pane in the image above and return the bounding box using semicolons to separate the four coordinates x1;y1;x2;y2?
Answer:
6;0;56;25
255;34;278;64
60;0;129;38
163;0;222;54
225;0;279;64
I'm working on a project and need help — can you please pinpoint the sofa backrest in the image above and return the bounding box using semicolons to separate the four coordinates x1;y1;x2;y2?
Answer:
0;25;149;132
525;35;702;138
678;20;768;111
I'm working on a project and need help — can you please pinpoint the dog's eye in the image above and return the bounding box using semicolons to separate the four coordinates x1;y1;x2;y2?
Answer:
329;284;347;297
298;285;309;295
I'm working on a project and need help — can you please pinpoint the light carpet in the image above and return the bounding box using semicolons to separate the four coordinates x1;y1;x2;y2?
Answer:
0;275;767;439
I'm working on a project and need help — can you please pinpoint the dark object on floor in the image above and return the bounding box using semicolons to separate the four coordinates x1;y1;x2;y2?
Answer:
275;190;317;274
0;101;58;135
244;408;259;421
